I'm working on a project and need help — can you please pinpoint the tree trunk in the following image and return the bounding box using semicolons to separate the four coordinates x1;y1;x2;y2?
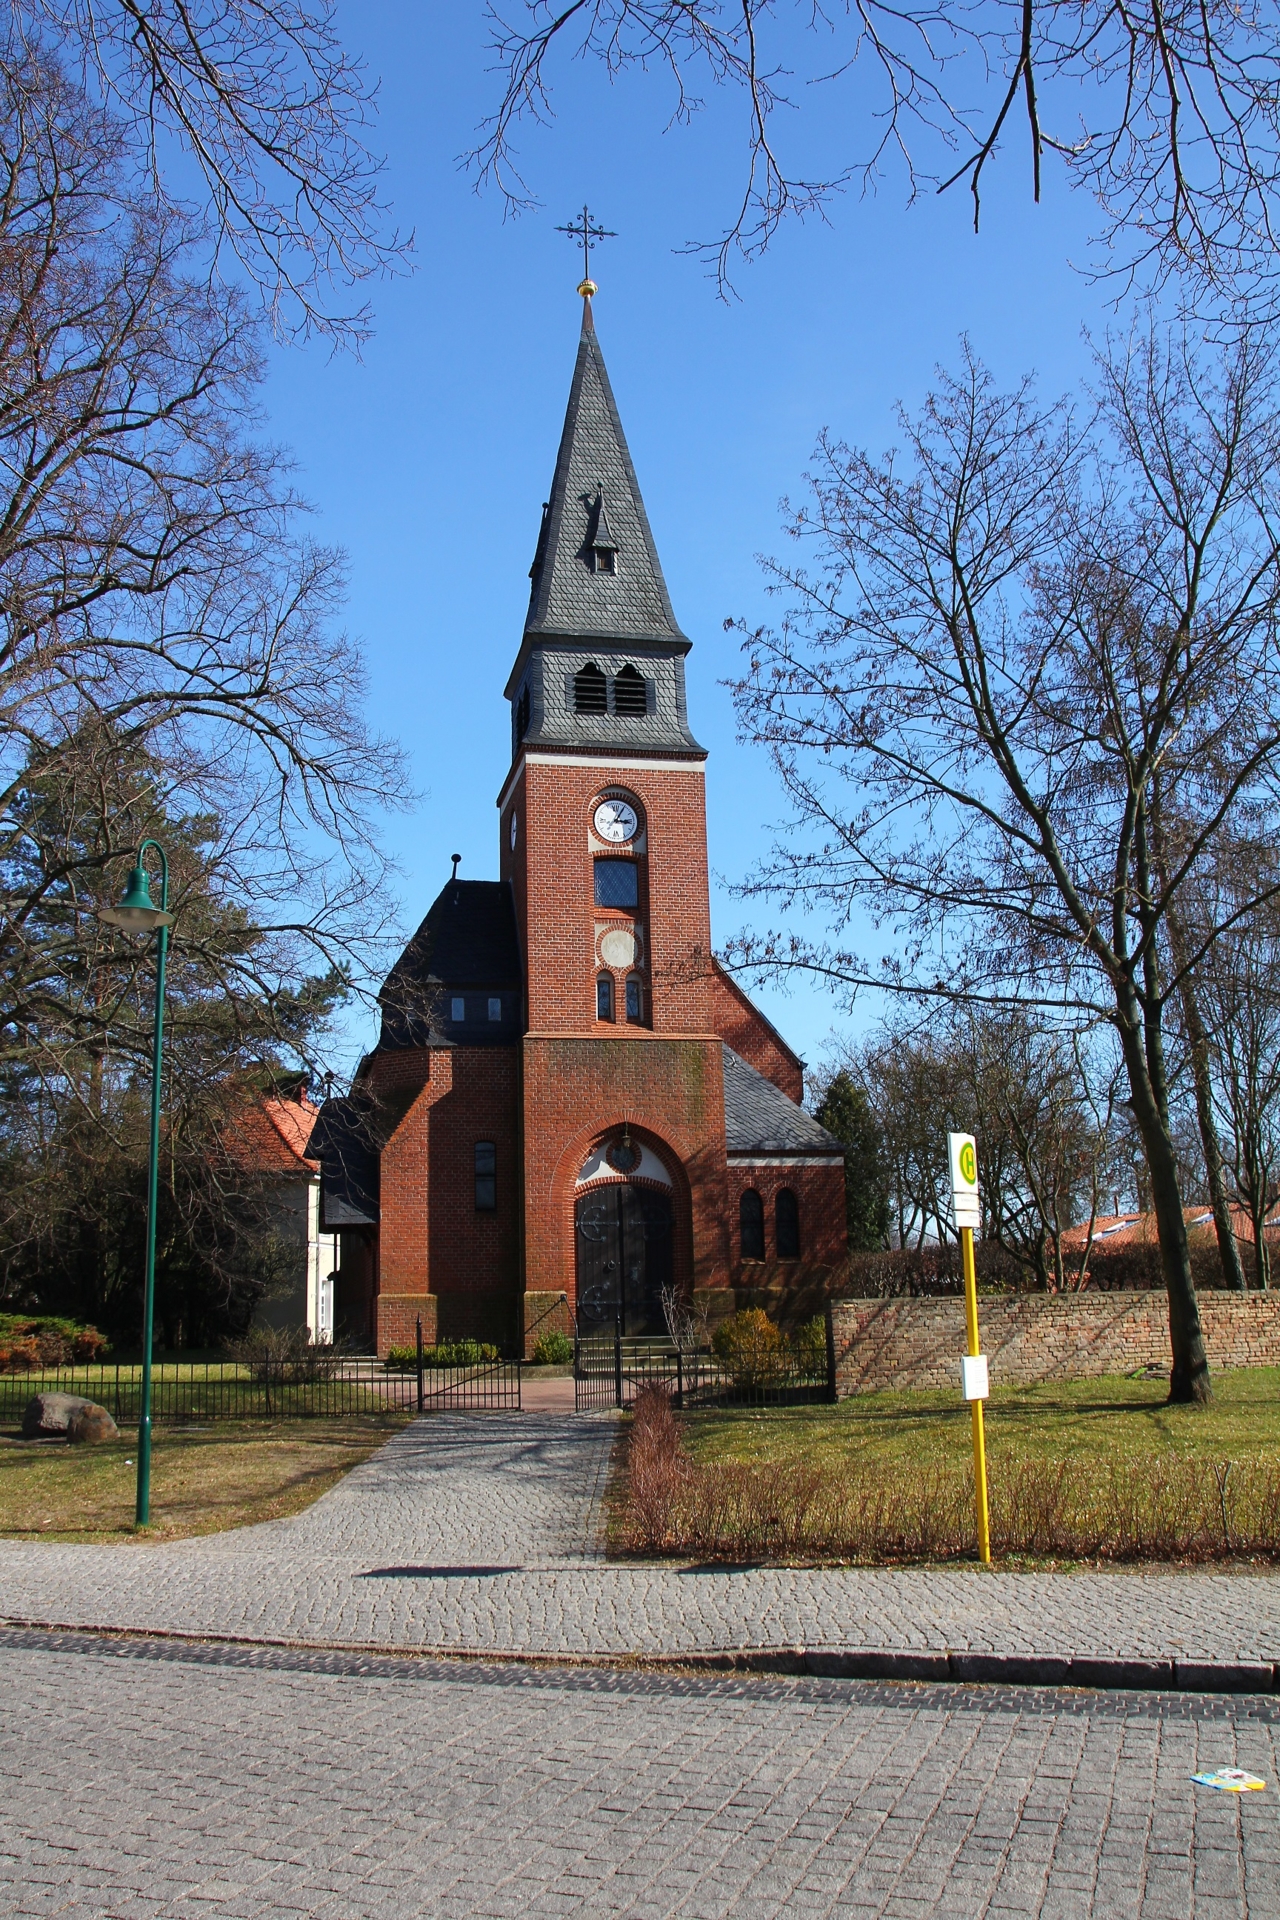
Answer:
1165;904;1248;1290
1115;989;1211;1402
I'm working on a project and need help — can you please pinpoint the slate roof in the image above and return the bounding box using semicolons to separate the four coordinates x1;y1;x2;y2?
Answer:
525;302;687;647
721;1046;844;1155
378;879;522;1048
310;1094;379;1228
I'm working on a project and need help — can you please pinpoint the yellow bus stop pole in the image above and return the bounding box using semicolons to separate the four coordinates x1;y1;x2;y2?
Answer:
961;1222;991;1565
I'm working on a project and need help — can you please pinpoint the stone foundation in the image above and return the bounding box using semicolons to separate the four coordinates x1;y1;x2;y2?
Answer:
832;1291;1280;1394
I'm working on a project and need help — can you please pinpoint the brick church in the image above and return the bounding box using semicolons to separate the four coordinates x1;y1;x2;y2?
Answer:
314;291;847;1355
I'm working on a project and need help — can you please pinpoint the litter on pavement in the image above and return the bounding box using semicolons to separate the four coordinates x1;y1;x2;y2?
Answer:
1191;1768;1267;1792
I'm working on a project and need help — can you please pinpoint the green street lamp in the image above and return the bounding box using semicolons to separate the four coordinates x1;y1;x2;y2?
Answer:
99;842;172;1527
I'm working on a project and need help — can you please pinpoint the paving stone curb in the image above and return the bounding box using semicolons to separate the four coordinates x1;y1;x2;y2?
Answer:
4;1614;1277;1695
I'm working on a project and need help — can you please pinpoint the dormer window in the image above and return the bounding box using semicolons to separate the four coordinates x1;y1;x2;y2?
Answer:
588;487;619;575
612;664;648;717
574;662;608;714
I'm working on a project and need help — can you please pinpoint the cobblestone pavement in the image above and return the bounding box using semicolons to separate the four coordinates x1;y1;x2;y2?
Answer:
4;1413;1280;1667
3;1629;1280;1918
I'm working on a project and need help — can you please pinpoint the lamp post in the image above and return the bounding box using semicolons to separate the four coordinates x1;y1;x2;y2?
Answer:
98;842;172;1526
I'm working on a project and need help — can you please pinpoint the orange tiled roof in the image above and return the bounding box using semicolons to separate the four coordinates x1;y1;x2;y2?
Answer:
1061;1202;1280;1253
223;1092;320;1176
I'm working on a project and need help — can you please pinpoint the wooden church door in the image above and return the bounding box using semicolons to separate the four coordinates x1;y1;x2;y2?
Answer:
574;1184;673;1334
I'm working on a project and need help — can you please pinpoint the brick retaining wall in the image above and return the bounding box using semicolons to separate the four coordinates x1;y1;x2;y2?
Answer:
831;1291;1280;1394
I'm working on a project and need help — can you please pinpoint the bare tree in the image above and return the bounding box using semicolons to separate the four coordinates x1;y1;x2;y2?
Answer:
1193;840;1280;1289
848;1011;1121;1287
727;327;1280;1400
0;52;409;1064
17;0;405;341
480;1;1280;307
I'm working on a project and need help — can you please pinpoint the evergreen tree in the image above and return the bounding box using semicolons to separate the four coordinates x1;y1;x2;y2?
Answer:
814;1070;890;1250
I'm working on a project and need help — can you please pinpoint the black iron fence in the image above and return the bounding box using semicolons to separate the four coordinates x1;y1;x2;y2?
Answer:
574;1329;836;1412
1;1356;522;1424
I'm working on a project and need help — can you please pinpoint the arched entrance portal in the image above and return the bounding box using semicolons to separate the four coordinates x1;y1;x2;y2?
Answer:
575;1184;673;1334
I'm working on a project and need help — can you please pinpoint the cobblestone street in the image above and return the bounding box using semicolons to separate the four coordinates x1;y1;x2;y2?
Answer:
5;1413;1280;1672
4;1629;1279;1918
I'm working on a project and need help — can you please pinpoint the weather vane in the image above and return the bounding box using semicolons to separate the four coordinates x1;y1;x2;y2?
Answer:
556;205;616;295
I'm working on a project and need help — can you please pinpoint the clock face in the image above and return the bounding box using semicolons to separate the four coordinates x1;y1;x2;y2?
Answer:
593;799;638;844
509;811;518;850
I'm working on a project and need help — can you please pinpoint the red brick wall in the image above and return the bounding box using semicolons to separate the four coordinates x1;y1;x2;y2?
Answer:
832;1290;1280;1393
521;1032;728;1306
501;759;714;1035
718;1161;847;1320
370;1045;520;1354
707;963;804;1102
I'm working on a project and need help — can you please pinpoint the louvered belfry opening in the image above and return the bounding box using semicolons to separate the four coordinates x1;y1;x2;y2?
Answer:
574;662;608;714
612;663;648;716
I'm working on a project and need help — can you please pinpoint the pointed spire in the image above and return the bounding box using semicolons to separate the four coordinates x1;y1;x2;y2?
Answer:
524;310;686;647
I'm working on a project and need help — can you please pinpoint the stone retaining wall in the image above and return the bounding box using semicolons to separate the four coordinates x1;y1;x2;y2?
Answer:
831;1291;1280;1394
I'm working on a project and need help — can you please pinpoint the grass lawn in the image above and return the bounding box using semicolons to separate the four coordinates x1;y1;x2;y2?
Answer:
681;1368;1280;1477
0;1414;410;1542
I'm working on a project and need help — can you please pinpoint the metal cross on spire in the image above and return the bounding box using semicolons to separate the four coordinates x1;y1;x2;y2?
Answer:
556;205;616;293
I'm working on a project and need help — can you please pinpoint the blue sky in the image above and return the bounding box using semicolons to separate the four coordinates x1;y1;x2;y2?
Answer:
263;5;1118;1078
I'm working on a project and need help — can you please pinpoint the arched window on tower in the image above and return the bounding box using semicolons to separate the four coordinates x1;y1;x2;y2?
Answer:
596;975;614;1022
612;664;648;716
776;1188;801;1260
739;1189;765;1262
625;976;643;1023
574;662;608;714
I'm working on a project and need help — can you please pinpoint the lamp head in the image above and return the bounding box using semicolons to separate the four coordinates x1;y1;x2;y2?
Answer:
99;865;172;932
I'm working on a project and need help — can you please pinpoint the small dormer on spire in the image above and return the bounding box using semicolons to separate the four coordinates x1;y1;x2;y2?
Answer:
587;487;619;575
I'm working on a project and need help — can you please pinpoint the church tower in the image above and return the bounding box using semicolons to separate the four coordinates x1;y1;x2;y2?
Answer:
315;289;847;1356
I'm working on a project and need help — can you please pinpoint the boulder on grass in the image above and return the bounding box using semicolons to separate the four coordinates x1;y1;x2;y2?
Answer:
22;1391;93;1438
66;1402;118;1444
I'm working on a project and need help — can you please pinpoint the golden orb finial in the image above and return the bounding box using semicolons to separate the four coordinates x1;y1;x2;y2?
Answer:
577;277;598;298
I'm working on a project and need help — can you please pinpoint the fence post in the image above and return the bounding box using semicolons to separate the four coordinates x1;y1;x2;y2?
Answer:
825;1300;838;1404
415;1314;425;1414
614;1317;623;1409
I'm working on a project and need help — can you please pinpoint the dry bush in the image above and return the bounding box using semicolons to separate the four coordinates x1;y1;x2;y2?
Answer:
621;1422;1280;1562
710;1309;787;1386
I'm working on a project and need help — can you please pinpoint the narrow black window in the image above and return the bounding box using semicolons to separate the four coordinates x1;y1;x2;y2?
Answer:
594;858;639;909
574;662;608;714
593;547;617;575
776;1188;800;1259
596;975;614;1021
514;685;530;741
740;1189;765;1262
625;977;642;1022
474;1141;497;1212
612;664;648;716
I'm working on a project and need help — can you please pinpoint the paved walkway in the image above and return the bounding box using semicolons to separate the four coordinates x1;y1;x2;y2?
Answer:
5;1412;1280;1674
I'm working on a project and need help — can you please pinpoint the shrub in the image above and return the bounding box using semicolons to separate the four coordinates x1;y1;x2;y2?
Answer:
0;1315;109;1370
626;1384;694;1553
228;1325;345;1382
385;1339;500;1370
621;1442;1280;1564
530;1330;573;1365
711;1309;786;1387
790;1316;827;1374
